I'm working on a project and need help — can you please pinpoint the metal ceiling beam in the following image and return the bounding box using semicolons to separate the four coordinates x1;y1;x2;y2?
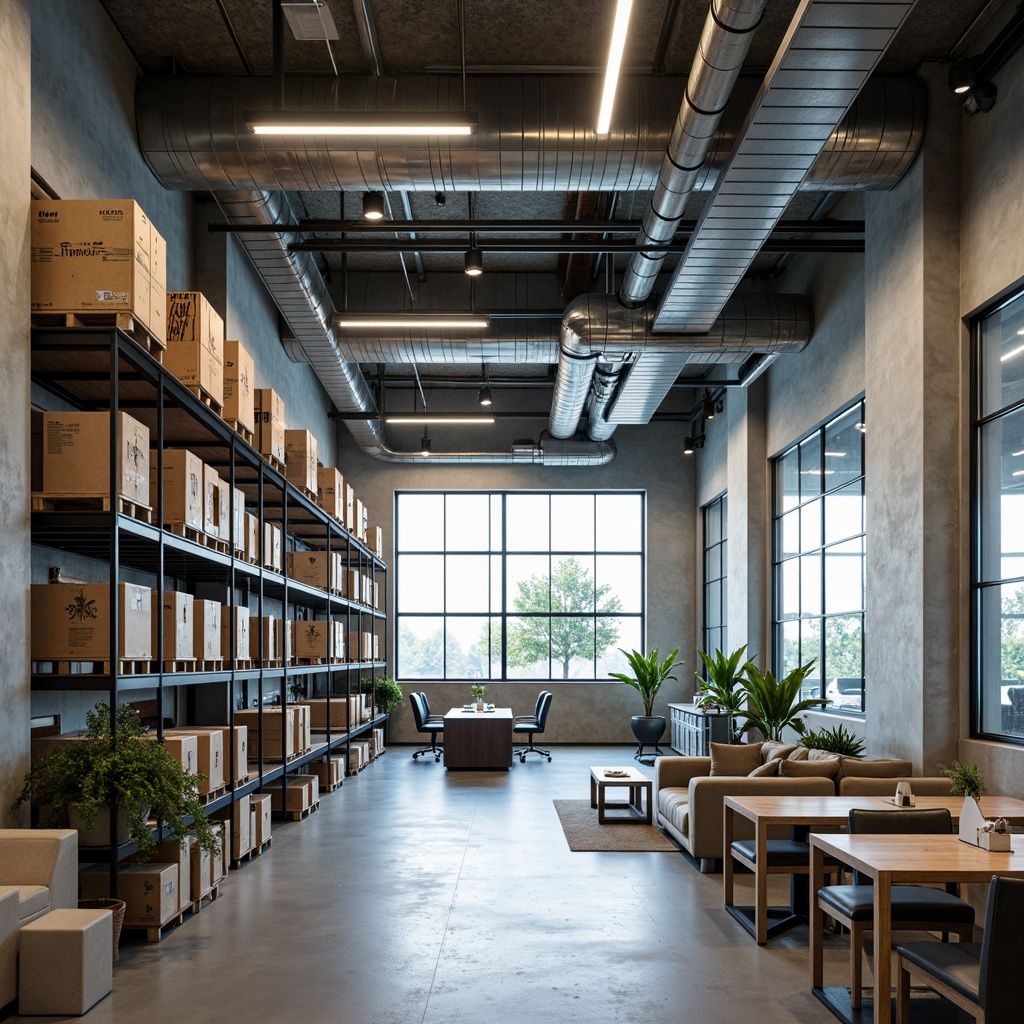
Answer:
289;238;864;254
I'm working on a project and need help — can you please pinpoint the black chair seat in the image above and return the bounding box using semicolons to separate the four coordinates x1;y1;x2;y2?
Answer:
818;884;976;924
896;941;982;1005
513;721;540;734
731;839;836;867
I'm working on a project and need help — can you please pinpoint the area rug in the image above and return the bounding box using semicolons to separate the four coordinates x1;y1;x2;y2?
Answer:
553;799;678;852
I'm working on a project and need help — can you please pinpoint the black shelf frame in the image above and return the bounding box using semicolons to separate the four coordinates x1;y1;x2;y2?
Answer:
30;326;390;875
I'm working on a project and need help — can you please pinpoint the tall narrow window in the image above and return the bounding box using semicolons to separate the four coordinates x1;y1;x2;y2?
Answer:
702;494;727;655
974;291;1024;742
395;491;645;681
772;400;866;711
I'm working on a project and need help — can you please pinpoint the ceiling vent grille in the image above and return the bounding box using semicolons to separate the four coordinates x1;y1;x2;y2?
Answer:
283;2;338;41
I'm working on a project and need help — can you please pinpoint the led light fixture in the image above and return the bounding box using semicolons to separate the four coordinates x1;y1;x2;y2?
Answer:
1001;342;1024;363
245;112;478;136
596;0;633;135
335;314;490;329
948;57;979;95
464;247;484;276
386;414;495;425
701;389;717;420
420;433;432;456
362;192;386;220
478;385;493;407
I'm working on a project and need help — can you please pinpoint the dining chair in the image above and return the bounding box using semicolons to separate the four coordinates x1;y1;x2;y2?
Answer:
816;808;975;1009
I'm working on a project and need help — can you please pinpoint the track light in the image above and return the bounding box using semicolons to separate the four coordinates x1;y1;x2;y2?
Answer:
964;81;997;116
420;433;432;457
702;389;717;420
478;385;493;406
683;436;696;456
464;247;484;276
362;192;386;221
948;57;979;95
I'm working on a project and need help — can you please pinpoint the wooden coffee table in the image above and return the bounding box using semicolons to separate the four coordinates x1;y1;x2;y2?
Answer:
589;766;652;824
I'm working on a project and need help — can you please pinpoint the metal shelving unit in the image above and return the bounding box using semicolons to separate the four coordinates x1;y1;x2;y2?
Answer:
30;326;389;871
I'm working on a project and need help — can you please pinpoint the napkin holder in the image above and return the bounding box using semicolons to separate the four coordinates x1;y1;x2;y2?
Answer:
894;781;915;807
959;796;1013;851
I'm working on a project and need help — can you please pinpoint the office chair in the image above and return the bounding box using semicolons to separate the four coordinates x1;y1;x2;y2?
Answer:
513;690;552;763
816;808;975;1009
896;875;1024;1024
409;691;444;762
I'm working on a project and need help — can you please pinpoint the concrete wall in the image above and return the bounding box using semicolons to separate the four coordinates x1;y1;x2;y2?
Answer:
0;0;32;825
336;422;695;744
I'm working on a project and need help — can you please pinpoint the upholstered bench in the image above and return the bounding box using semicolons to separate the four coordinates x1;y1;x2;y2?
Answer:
19;908;113;1016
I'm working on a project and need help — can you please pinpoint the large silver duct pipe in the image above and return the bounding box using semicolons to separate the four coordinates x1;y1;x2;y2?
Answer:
619;0;766;307
548;292;812;439
138;74;923;194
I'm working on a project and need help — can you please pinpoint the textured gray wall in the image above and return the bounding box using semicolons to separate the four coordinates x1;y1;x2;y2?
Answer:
0;0;32;825
335;422;695;744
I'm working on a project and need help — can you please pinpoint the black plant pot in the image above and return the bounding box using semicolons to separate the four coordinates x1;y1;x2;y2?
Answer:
630;715;666;761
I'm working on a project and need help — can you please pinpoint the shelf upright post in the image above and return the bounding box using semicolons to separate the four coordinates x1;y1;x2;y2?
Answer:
155;365;165;742
227;434;237;799
280;478;289;808
325;516;332;753
108;330;122;893
255;459;265;791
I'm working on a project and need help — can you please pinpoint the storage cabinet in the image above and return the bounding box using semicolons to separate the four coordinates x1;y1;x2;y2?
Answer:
668;703;734;756
29;326;389;879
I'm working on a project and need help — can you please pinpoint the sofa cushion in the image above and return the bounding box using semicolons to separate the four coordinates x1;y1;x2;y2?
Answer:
805;747;838;761
0;885;49;923
787;746;809;760
838;757;913;779
710;742;762;776
779;757;841;780
657;787;690;837
748;758;782;777
761;740;798;762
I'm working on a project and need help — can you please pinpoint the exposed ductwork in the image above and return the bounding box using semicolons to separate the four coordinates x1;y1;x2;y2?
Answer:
547;293;812;439
137;73;923;195
619;0;767;307
214;189;616;465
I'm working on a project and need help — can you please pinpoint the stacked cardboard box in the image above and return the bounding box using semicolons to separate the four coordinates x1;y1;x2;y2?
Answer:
287;550;343;592
192;600;221;662
316;468;344;520
190;836;215;899
220;604;250;662
222;340;255;435
157;732;198;777
132;837;192;913
313;756;344;791
289;619;335;662
292;696;359;731
31;582;152;661
290;703;311;754
163;292;224;406
367;525;384;559
244;512;259;563
262;522;282;572
284;429;318;494
255;389;286;465
266;775;318;815
151;590;193;661
150;448;202;529
165;726;225;795
81;862;180;928
235;707;294;761
251;792;272;848
249;616;279;664
347;630;374;664
30;199;167;345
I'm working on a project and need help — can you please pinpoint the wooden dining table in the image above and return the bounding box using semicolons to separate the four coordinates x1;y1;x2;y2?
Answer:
723;794;1024;946
809;832;1024;1024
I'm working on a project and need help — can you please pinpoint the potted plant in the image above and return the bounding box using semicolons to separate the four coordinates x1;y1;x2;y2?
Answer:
693;644;755;741
13;702;220;856
798;723;866;757
735;660;830;741
940;759;984;809
360;676;403;715
609;647;680;759
471;684;487;712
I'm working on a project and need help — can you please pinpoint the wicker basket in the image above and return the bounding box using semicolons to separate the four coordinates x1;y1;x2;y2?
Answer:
78;898;126;963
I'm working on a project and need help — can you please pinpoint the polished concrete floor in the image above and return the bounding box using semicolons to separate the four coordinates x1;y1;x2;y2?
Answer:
26;746;854;1024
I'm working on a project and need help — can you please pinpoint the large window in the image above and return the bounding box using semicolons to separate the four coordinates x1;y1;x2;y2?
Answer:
702;494;727;656
974;291;1024;741
395;491;644;681
772;400;866;712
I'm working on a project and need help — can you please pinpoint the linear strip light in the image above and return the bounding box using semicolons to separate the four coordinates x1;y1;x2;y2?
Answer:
385;414;495;425
596;0;633;135
245;111;478;136
335;314;490;329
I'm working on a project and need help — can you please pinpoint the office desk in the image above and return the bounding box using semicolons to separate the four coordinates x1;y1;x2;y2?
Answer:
810;832;1024;1024
443;707;513;770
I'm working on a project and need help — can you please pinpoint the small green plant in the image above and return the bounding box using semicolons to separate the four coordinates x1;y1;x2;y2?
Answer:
736;661;830;741
471;684;487;701
799;723;865;757
609;647;681;716
372;677;404;714
13;702;220;856
940;759;985;800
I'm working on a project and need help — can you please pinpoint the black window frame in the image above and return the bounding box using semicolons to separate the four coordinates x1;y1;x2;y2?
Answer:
702;493;727;657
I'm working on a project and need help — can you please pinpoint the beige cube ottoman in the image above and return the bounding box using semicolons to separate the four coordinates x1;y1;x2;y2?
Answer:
19;908;112;1016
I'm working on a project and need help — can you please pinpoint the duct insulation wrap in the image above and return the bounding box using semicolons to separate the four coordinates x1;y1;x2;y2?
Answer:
138;75;924;194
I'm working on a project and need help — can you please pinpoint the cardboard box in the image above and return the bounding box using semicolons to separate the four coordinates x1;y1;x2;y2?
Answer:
231;793;252;859
251;793;272;847
313;756;344;791
190;837;214;899
373;581;380;610
81;862;179;928
291;619;331;661
343;483;355;532
294;697;350;731
150;448;202;529
284;429;318;493
355;498;366;541
348;630;374;663
222;340;255;433
367;525;383;559
361;576;373;607
316;468;344;520
263;522;282;572
267;775;318;814
217;724;247;783
42;411;149;505
287;550;341;592
255;389;286;464
139;837;192;913
165;727;224;794
244;512;259;562
249;616;278;663
220;604;250;662
290;703;310;754
193;599;221;661
151;590;194;661
31;582;151;661
215;478;230;543
202;464;221;538
334;624;346;661
159;732;198;777
30;200;165;343
345;569;360;603
230;488;245;554
235;707;295;761
30;732;86;761
164;292;224;405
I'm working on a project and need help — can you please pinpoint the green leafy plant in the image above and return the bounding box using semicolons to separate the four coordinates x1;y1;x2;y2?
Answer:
373;677;404;714
940;759;985;800
609;647;681;716
694;644;755;713
471;684;487;701
13;702;220;856
799;723;865;757
736;661;830;741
